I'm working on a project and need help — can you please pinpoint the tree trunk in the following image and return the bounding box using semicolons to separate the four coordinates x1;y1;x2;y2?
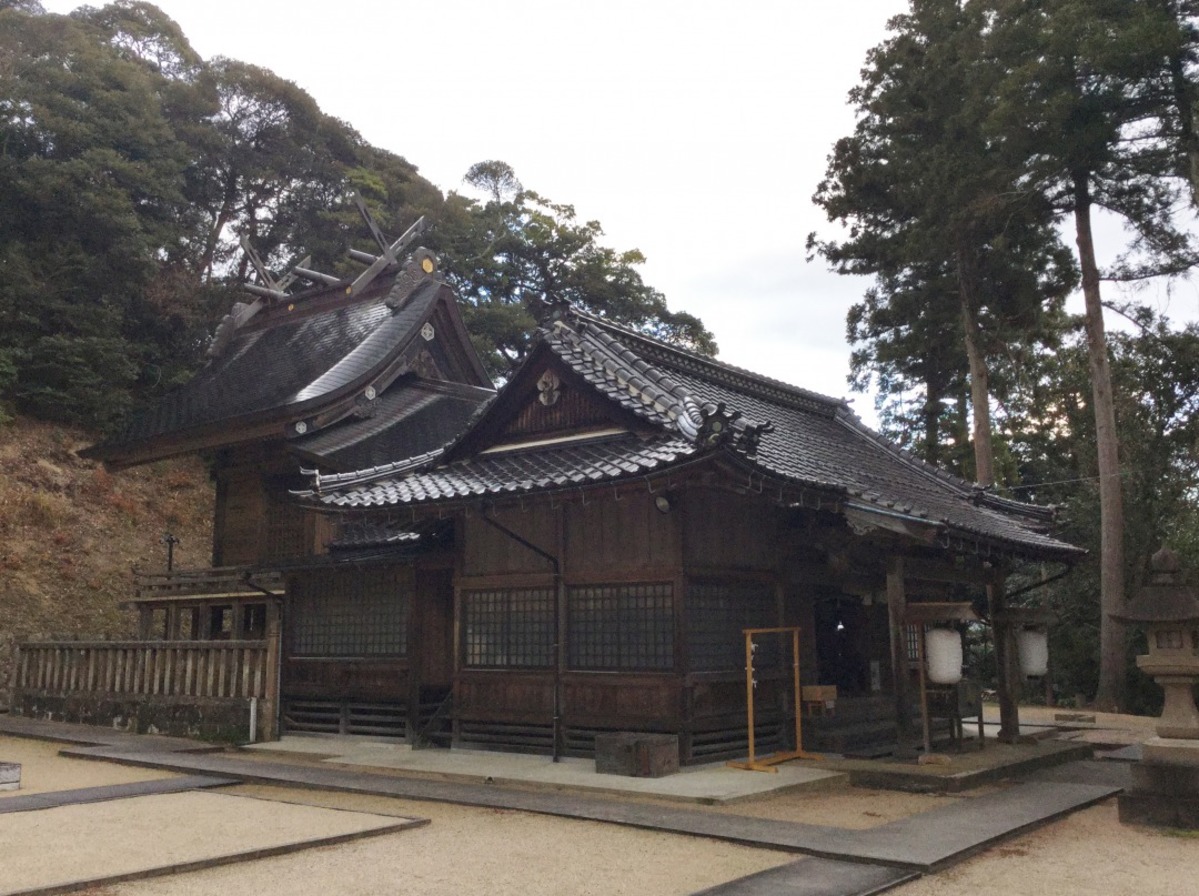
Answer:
921;375;943;466
957;247;995;487
200;169;241;282
1072;172;1126;712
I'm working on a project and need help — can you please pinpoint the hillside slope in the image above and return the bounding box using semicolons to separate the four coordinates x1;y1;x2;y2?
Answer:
0;418;214;706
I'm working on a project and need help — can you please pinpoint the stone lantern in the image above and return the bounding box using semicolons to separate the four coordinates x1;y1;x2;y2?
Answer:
1113;546;1199;828
1113;547;1199;740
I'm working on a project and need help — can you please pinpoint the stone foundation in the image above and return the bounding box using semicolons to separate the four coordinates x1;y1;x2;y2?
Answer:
1118;737;1199;829
594;732;679;777
15;694;256;744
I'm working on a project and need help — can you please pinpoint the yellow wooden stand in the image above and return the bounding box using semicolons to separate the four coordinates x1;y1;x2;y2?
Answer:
727;626;822;772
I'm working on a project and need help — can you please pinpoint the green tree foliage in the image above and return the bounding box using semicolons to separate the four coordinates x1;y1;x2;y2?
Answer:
810;0;1075;484
0;6;707;428
0;7;193;426
820;0;1199;709
186;58;361;280
74;0;202;79
432;161;715;377
1003;313;1199;710
988;0;1199;710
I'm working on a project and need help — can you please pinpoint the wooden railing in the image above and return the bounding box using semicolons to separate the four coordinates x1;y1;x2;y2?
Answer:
15;641;270;700
133;566;284;602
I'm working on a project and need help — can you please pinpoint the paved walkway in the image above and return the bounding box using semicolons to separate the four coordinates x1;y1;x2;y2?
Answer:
0;716;1125;896
0;773;237;814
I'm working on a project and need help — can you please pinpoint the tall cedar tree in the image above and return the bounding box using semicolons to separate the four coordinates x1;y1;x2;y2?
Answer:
988;0;1199;710
811;0;1074;485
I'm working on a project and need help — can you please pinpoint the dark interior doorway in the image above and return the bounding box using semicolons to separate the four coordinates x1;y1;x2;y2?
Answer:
814;594;871;696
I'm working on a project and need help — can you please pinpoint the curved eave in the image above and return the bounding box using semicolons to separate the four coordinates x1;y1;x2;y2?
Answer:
716;450;1083;564
304;436;704;511
86;282;478;469
86;380;383;469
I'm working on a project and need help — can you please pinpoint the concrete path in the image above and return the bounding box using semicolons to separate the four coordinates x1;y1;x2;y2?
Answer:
0;716;1124;896
241;734;849;803
61;732;1119;871
0;773;237;814
693;858;918;896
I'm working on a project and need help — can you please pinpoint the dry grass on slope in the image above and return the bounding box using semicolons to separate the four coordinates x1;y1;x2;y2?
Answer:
0;417;213;706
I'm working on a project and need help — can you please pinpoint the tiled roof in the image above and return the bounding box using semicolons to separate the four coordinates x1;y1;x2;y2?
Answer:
574;315;1076;556
291;380;492;472
85;268;457;463
311;307;1081;560
541;321;704;438
315;434;696;508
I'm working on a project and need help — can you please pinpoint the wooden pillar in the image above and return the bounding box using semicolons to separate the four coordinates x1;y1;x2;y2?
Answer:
407;571;426;745
886;556;915;752
553;504;566;762
988;575;1021;742
262;603;281;741
450;555;464;751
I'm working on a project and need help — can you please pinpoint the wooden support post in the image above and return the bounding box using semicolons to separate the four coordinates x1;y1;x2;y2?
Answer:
408;571;426;745
988;576;1021;742
915;624;932;756
887;556;915;754
262;604;281;741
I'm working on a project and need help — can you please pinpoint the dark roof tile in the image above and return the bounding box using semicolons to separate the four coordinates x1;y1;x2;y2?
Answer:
88;273;450;461
318;434;697;508
311;307;1079;559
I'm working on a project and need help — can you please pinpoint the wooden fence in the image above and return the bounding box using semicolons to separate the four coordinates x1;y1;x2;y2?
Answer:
15;640;271;700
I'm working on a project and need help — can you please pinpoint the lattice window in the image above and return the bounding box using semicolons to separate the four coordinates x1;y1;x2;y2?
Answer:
463;588;554;668
687;581;778;672
568;583;674;671
906;625;922;664
291;568;409;657
264;495;307;562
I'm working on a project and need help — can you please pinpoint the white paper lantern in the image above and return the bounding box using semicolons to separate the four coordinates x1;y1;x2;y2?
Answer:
1017;628;1049;678
925;628;963;685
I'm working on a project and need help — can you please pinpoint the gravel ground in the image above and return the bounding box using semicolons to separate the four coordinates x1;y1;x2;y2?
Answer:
2;708;1191;896
0;736;177;796
0;790;416;895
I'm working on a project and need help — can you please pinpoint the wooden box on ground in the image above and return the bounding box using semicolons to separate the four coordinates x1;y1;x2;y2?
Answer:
802;685;838;716
594;732;680;777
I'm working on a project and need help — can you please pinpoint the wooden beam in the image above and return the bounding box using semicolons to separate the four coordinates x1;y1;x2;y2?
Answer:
292;264;342;287
903;602;980;625
845;506;938;545
240;236;277;290
348;215;428;296
353;192;393;255
903;557;1001;587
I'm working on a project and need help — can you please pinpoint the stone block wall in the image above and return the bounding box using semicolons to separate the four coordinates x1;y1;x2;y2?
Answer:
14;694;258;743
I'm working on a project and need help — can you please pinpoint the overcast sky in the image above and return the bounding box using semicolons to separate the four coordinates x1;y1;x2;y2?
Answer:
43;0;1199;423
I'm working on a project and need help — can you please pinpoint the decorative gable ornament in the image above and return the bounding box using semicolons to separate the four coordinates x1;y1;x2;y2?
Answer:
537;370;562;406
697;402;741;448
736;421;775;457
353;391;378;419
